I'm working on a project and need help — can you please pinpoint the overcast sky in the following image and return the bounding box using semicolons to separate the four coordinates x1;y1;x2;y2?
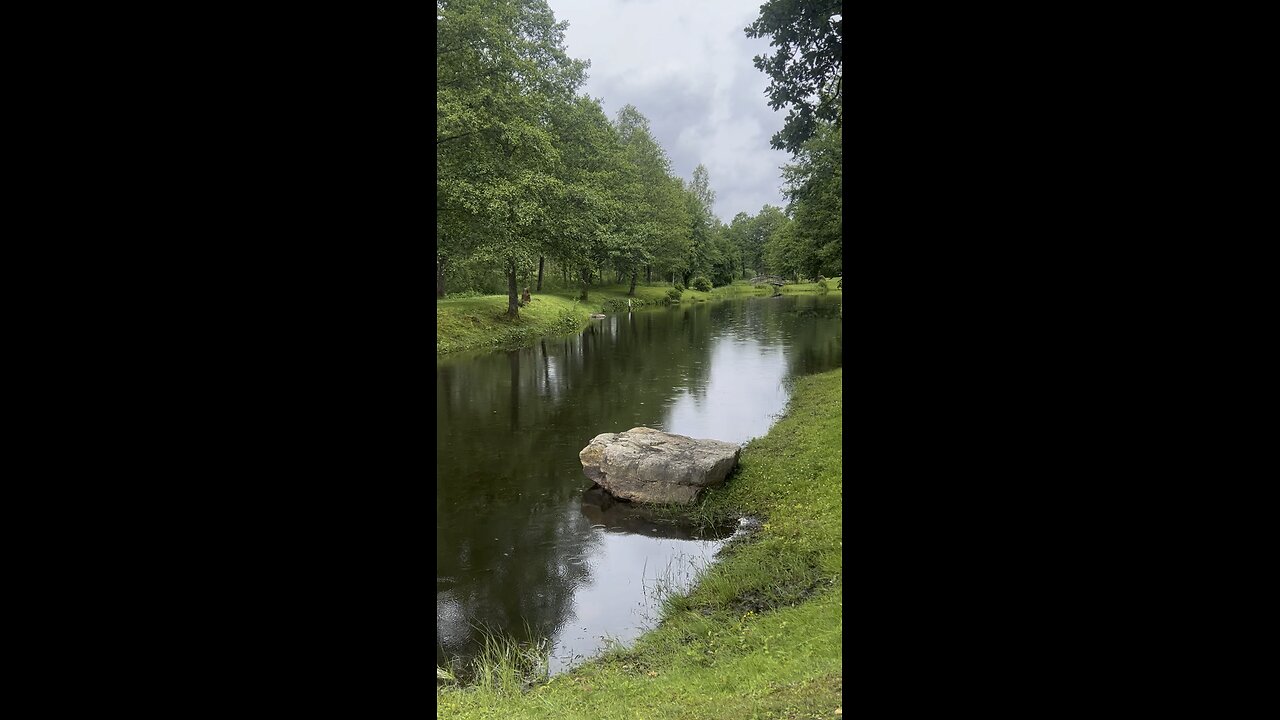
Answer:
547;0;789;224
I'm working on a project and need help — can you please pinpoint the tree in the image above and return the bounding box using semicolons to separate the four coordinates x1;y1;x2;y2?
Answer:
613;105;689;292
726;212;753;279
781;121;841;278
763;213;803;279
709;223;738;286
540;96;625;302
748;204;788;275
436;0;587;317
679;164;720;285
745;0;842;155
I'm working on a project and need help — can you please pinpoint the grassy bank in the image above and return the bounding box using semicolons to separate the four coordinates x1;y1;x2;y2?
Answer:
541;278;842;307
436;295;592;355
437;368;843;719
437;279;841;357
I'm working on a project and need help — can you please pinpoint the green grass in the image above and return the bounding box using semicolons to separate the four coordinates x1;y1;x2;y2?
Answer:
436;295;593;356
437;369;844;719
777;279;842;295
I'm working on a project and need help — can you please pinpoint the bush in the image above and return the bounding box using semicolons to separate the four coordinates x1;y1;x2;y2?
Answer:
674;282;685;292
691;276;712;292
837;278;842;289
665;287;683;304
817;279;829;293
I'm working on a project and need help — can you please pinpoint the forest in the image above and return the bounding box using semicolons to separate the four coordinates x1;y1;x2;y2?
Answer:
437;0;841;317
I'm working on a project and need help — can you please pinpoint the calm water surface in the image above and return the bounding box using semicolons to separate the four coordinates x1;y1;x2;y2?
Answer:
436;294;841;674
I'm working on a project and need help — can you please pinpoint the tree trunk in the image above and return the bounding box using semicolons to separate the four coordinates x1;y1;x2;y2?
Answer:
537;256;545;292
646;265;651;283
579;267;590;301
741;253;747;279
436;257;446;298
506;262;519;318
628;271;637;296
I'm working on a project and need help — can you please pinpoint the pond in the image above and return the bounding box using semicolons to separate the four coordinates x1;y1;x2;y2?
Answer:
436;293;842;676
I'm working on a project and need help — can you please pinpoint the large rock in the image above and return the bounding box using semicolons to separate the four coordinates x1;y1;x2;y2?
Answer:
578;427;740;504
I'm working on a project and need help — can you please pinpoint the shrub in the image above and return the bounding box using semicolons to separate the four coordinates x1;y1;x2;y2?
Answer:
817;279;829;293
674;282;685;292
691;276;712;292
665;287;683;304
837;278;842;289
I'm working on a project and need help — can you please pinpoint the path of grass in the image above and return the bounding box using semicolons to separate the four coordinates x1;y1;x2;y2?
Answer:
437;280;841;357
436;368;844;719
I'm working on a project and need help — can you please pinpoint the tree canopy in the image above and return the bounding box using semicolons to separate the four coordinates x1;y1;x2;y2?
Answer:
745;0;842;155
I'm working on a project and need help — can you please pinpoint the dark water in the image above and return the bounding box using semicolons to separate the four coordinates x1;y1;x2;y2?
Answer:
436;294;842;674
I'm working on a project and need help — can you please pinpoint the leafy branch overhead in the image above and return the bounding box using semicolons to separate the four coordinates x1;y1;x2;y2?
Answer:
745;0;842;155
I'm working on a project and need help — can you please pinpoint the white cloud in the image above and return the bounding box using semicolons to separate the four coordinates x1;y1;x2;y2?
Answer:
547;0;791;223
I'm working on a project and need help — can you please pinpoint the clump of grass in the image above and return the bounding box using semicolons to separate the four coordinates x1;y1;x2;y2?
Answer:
444;626;550;696
472;633;549;696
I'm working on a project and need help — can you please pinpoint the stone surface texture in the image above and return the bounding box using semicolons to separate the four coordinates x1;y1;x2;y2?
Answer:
578;427;740;504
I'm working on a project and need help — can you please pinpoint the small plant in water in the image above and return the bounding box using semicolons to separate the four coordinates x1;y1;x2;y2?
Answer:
445;623;550;694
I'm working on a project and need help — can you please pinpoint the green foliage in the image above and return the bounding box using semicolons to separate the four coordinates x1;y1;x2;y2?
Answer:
817;279;829;293
745;0;842;155
437;0;589;317
611;105;691;285
665;287;683;304
763;219;801;280
691;276;712;292
674;282;685;292
781;123;842;279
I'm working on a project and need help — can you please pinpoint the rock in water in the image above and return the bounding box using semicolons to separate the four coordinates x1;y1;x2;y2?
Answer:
578;427;741;504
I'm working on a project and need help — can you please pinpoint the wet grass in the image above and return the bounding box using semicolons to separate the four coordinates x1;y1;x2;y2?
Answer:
436;368;843;719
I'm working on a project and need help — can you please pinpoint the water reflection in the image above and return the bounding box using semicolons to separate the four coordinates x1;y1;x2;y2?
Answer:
436;294;842;674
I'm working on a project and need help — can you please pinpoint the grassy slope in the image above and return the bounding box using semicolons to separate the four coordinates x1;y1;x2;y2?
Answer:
436;295;592;356
437;280;841;357
437;368;844;720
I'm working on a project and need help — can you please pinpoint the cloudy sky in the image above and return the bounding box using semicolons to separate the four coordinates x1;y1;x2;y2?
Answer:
547;0;789;224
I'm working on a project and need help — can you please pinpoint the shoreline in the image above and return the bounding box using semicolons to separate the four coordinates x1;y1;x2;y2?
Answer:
437;280;841;357
437;367;843;719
